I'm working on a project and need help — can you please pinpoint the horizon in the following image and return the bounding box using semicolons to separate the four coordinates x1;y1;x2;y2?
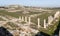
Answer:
0;0;60;7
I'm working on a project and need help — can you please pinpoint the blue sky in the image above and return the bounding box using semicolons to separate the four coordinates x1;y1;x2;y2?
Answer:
0;0;60;7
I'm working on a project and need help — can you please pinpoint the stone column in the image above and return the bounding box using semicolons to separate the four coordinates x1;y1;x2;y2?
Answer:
22;16;24;21
25;16;27;22
19;16;21;20
48;16;50;24
48;16;54;25
38;18;40;28
44;19;46;28
54;11;60;18
28;17;31;24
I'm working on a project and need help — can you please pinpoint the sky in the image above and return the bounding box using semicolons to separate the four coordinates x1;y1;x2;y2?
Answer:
0;0;60;7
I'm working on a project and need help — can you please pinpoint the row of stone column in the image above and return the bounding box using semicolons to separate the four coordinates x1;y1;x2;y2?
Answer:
48;11;60;25
19;16;54;29
18;11;60;29
37;11;60;28
37;18;47;28
19;16;49;29
19;16;31;24
37;16;54;29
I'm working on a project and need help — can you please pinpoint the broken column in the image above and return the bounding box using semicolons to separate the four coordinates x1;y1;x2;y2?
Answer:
38;18;40;28
25;16;28;22
28;17;31;24
44;19;47;28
